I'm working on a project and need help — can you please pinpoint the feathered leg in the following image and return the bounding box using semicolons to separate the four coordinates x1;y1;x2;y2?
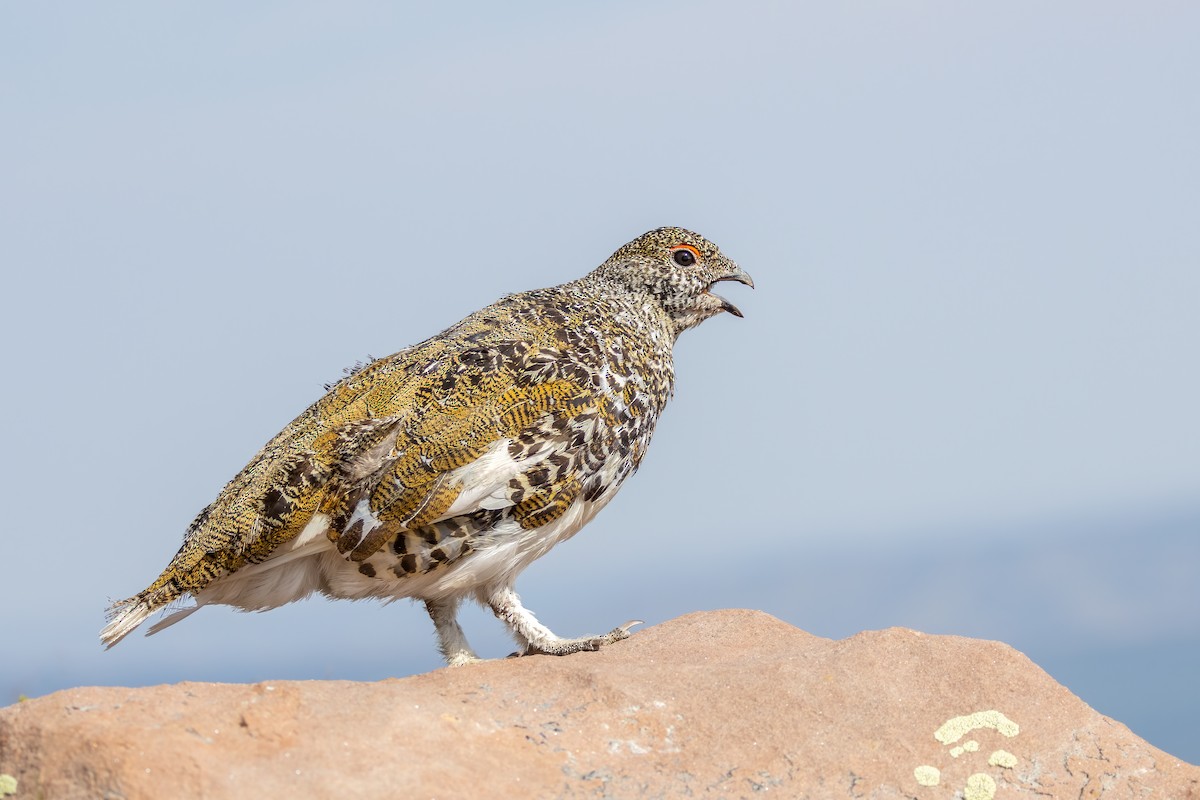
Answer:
484;585;640;657
424;598;479;666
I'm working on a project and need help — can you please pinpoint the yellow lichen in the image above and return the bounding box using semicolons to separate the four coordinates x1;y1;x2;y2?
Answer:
913;765;941;786
988;749;1018;768
963;772;997;800
934;710;1019;745
0;774;17;797
949;739;980;758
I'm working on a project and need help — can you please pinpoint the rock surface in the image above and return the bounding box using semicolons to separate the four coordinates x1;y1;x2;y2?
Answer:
1;609;1196;799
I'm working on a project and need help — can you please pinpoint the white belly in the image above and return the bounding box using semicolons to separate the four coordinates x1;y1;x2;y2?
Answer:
191;490;617;613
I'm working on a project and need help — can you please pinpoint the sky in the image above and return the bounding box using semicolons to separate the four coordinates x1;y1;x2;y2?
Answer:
2;0;1198;763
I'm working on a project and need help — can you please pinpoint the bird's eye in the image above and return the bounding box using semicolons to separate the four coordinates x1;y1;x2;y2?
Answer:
672;247;697;267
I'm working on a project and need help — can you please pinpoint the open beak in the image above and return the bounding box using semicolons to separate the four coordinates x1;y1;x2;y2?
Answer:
708;266;755;318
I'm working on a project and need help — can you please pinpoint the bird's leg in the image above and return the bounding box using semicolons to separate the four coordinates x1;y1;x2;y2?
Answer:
424;598;480;666
484;585;641;657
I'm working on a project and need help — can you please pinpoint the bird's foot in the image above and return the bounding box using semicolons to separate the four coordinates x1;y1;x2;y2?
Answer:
446;651;485;667
513;619;643;658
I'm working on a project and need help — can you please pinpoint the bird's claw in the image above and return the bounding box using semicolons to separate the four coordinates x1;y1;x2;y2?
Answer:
584;619;644;649
608;619;644;641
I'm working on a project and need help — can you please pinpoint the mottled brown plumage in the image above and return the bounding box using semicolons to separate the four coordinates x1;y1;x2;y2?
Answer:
101;227;752;664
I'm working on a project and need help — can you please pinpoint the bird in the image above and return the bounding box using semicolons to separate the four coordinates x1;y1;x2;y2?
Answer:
100;226;753;666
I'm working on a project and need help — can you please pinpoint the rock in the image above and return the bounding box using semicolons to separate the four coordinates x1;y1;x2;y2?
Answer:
1;609;1196;798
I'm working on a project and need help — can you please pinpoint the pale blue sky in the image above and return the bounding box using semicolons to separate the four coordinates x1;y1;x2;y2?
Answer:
3;1;1198;760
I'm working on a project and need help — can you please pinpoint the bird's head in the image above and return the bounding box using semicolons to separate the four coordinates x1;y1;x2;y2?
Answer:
594;227;754;336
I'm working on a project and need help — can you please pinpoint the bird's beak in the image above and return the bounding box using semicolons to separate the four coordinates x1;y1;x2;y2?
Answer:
708;264;754;318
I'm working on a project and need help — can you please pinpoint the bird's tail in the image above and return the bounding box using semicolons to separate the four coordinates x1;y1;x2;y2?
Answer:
99;597;154;649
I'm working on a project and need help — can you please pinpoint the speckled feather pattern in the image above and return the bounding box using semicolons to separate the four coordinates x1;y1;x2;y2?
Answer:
101;227;752;661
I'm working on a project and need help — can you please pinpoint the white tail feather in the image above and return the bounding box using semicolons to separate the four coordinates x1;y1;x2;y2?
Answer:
145;605;202;637
99;599;154;649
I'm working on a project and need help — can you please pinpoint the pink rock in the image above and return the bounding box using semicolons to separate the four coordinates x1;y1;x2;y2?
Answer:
1;609;1196;798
